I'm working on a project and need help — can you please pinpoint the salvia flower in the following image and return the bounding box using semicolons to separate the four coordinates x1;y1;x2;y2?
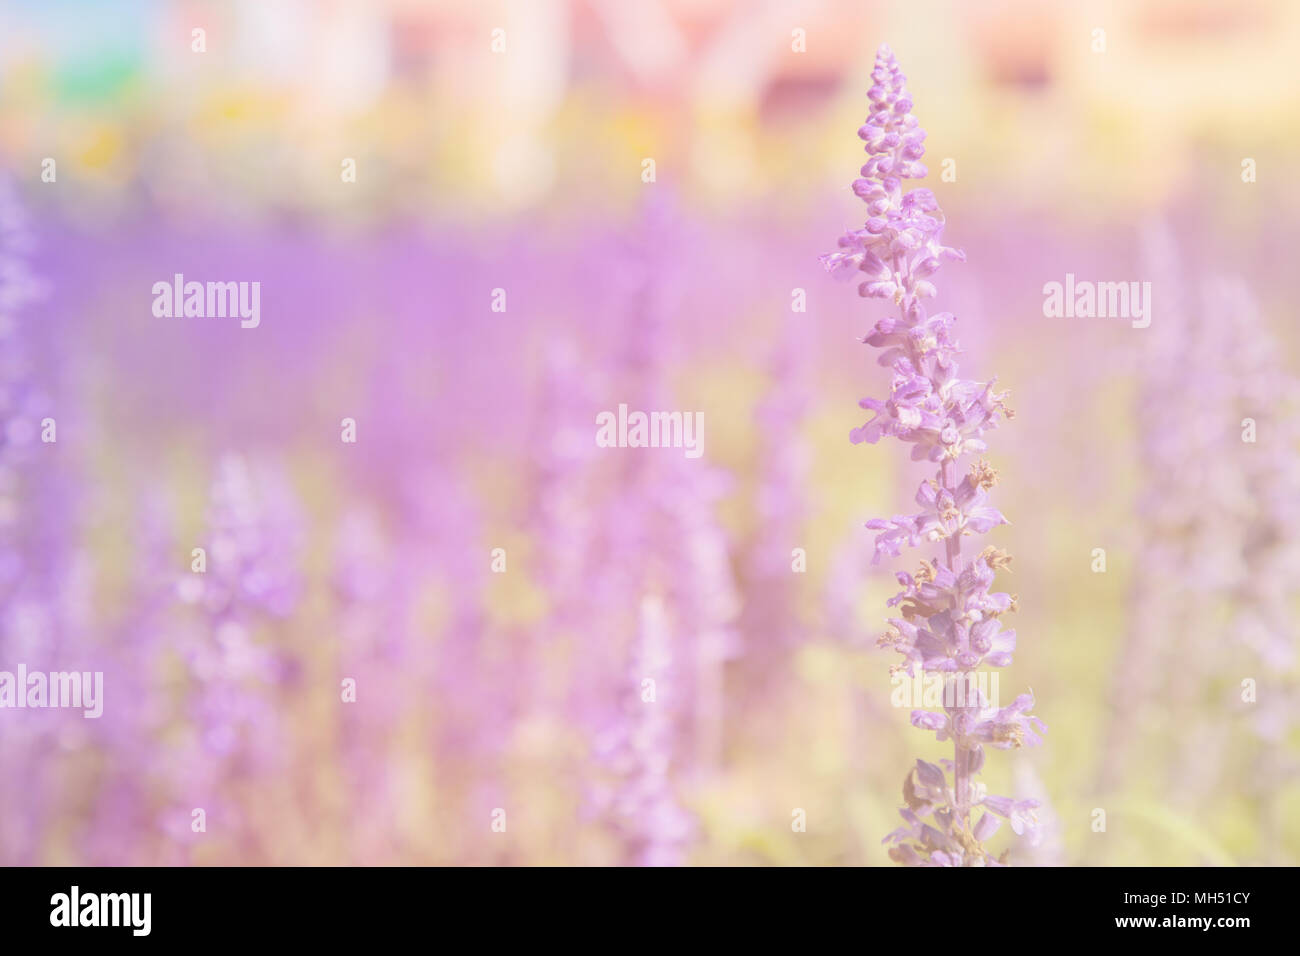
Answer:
0;175;59;865
822;45;1045;866
172;455;304;801
1099;228;1300;855
742;314;813;684
581;194;739;860
592;594;695;866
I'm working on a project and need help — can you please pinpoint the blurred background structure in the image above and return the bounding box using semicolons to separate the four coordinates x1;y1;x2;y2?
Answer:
0;0;1297;865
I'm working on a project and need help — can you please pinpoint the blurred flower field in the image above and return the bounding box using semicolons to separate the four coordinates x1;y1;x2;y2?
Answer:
0;0;1298;866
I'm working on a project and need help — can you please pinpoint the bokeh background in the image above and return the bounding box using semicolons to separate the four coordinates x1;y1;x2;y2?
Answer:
1;0;1298;865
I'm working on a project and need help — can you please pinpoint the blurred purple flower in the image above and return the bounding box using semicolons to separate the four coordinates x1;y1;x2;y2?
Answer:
592;595;695;866
164;454;305;857
1099;228;1300;856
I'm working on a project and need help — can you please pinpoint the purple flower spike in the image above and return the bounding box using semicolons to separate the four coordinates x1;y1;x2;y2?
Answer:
825;45;1046;867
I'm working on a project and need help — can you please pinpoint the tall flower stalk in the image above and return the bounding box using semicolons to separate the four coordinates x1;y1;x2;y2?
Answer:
822;45;1044;865
740;313;812;695
594;593;695;866
0;174;65;864
583;194;739;862
167;454;304;859
1098;227;1300;860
